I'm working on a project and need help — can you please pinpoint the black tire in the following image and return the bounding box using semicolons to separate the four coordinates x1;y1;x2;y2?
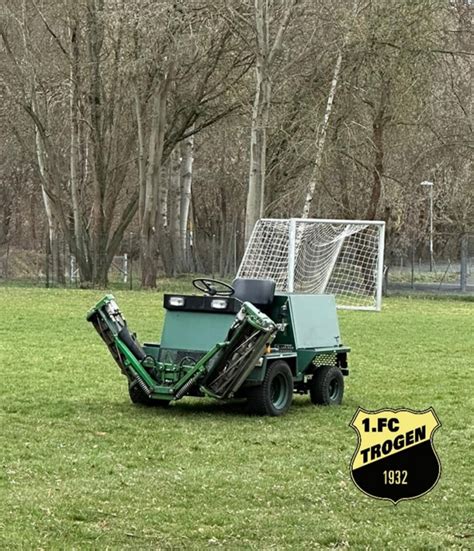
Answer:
247;360;293;416
128;383;170;408
309;365;344;405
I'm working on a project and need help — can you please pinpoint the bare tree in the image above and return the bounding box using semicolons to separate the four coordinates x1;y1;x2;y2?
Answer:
2;0;139;285
135;59;175;286
301;0;359;218
130;0;251;285
244;0;299;242
1;0;472;285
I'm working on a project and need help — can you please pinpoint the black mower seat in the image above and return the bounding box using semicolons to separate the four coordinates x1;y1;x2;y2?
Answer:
232;278;276;309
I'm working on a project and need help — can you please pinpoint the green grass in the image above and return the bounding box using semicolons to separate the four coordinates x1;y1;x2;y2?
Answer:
388;270;460;284
1;288;473;549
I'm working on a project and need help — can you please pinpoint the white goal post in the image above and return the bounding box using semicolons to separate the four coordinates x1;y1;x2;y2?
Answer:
237;218;386;311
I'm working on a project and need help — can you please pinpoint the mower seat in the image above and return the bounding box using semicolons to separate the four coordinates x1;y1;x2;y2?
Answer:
231;278;276;312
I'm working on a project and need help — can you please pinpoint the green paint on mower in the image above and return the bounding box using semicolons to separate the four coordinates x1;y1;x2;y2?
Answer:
86;278;350;416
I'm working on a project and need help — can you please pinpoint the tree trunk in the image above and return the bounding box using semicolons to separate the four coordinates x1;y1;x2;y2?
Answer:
138;62;175;287
366;82;390;220
219;190;227;276
301;49;344;218
87;0;109;287
0;187;12;247
301;0;359;218
34;111;59;284
367;116;384;220
245;0;297;243
168;146;182;275
180;129;194;271
139;86;160;287
245;67;270;242
69;17;88;281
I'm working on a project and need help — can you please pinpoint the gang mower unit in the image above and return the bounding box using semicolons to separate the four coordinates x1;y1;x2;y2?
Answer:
87;278;350;416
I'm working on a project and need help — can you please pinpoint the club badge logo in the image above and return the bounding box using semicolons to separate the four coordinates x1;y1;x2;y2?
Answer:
350;407;441;504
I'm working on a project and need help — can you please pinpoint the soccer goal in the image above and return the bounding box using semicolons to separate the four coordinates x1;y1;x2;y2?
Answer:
237;218;386;311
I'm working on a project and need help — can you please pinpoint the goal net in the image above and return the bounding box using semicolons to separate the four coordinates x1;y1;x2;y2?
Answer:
237;218;385;311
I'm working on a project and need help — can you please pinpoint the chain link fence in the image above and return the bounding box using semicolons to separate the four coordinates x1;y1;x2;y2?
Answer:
0;247;130;288
0;228;245;288
385;233;474;294
1;231;473;295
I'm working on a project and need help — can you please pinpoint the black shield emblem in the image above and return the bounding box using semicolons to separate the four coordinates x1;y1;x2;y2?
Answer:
350;407;441;504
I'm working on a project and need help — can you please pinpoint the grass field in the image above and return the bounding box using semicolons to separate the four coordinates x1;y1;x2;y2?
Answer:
0;287;472;549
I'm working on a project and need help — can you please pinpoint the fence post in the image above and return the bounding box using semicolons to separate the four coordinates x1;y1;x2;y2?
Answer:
123;253;128;283
460;233;468;292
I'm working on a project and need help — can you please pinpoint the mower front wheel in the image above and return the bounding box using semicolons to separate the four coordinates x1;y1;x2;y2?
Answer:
309;365;344;406
247;360;293;416
128;383;170;408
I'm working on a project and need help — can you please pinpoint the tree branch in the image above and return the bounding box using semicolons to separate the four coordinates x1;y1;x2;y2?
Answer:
31;0;69;57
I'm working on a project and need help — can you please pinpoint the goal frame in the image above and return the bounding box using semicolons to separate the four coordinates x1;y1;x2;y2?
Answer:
238;218;386;311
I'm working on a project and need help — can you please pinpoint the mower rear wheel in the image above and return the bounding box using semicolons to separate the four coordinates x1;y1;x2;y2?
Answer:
128;383;170;408
247;360;293;416
309;365;344;406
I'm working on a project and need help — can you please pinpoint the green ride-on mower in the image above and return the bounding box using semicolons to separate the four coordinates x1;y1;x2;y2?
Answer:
87;277;350;416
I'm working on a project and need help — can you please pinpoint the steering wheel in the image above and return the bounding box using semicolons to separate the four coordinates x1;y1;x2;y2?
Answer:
192;278;235;297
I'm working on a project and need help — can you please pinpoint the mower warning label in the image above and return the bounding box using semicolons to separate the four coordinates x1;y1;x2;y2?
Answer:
349;407;441;504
